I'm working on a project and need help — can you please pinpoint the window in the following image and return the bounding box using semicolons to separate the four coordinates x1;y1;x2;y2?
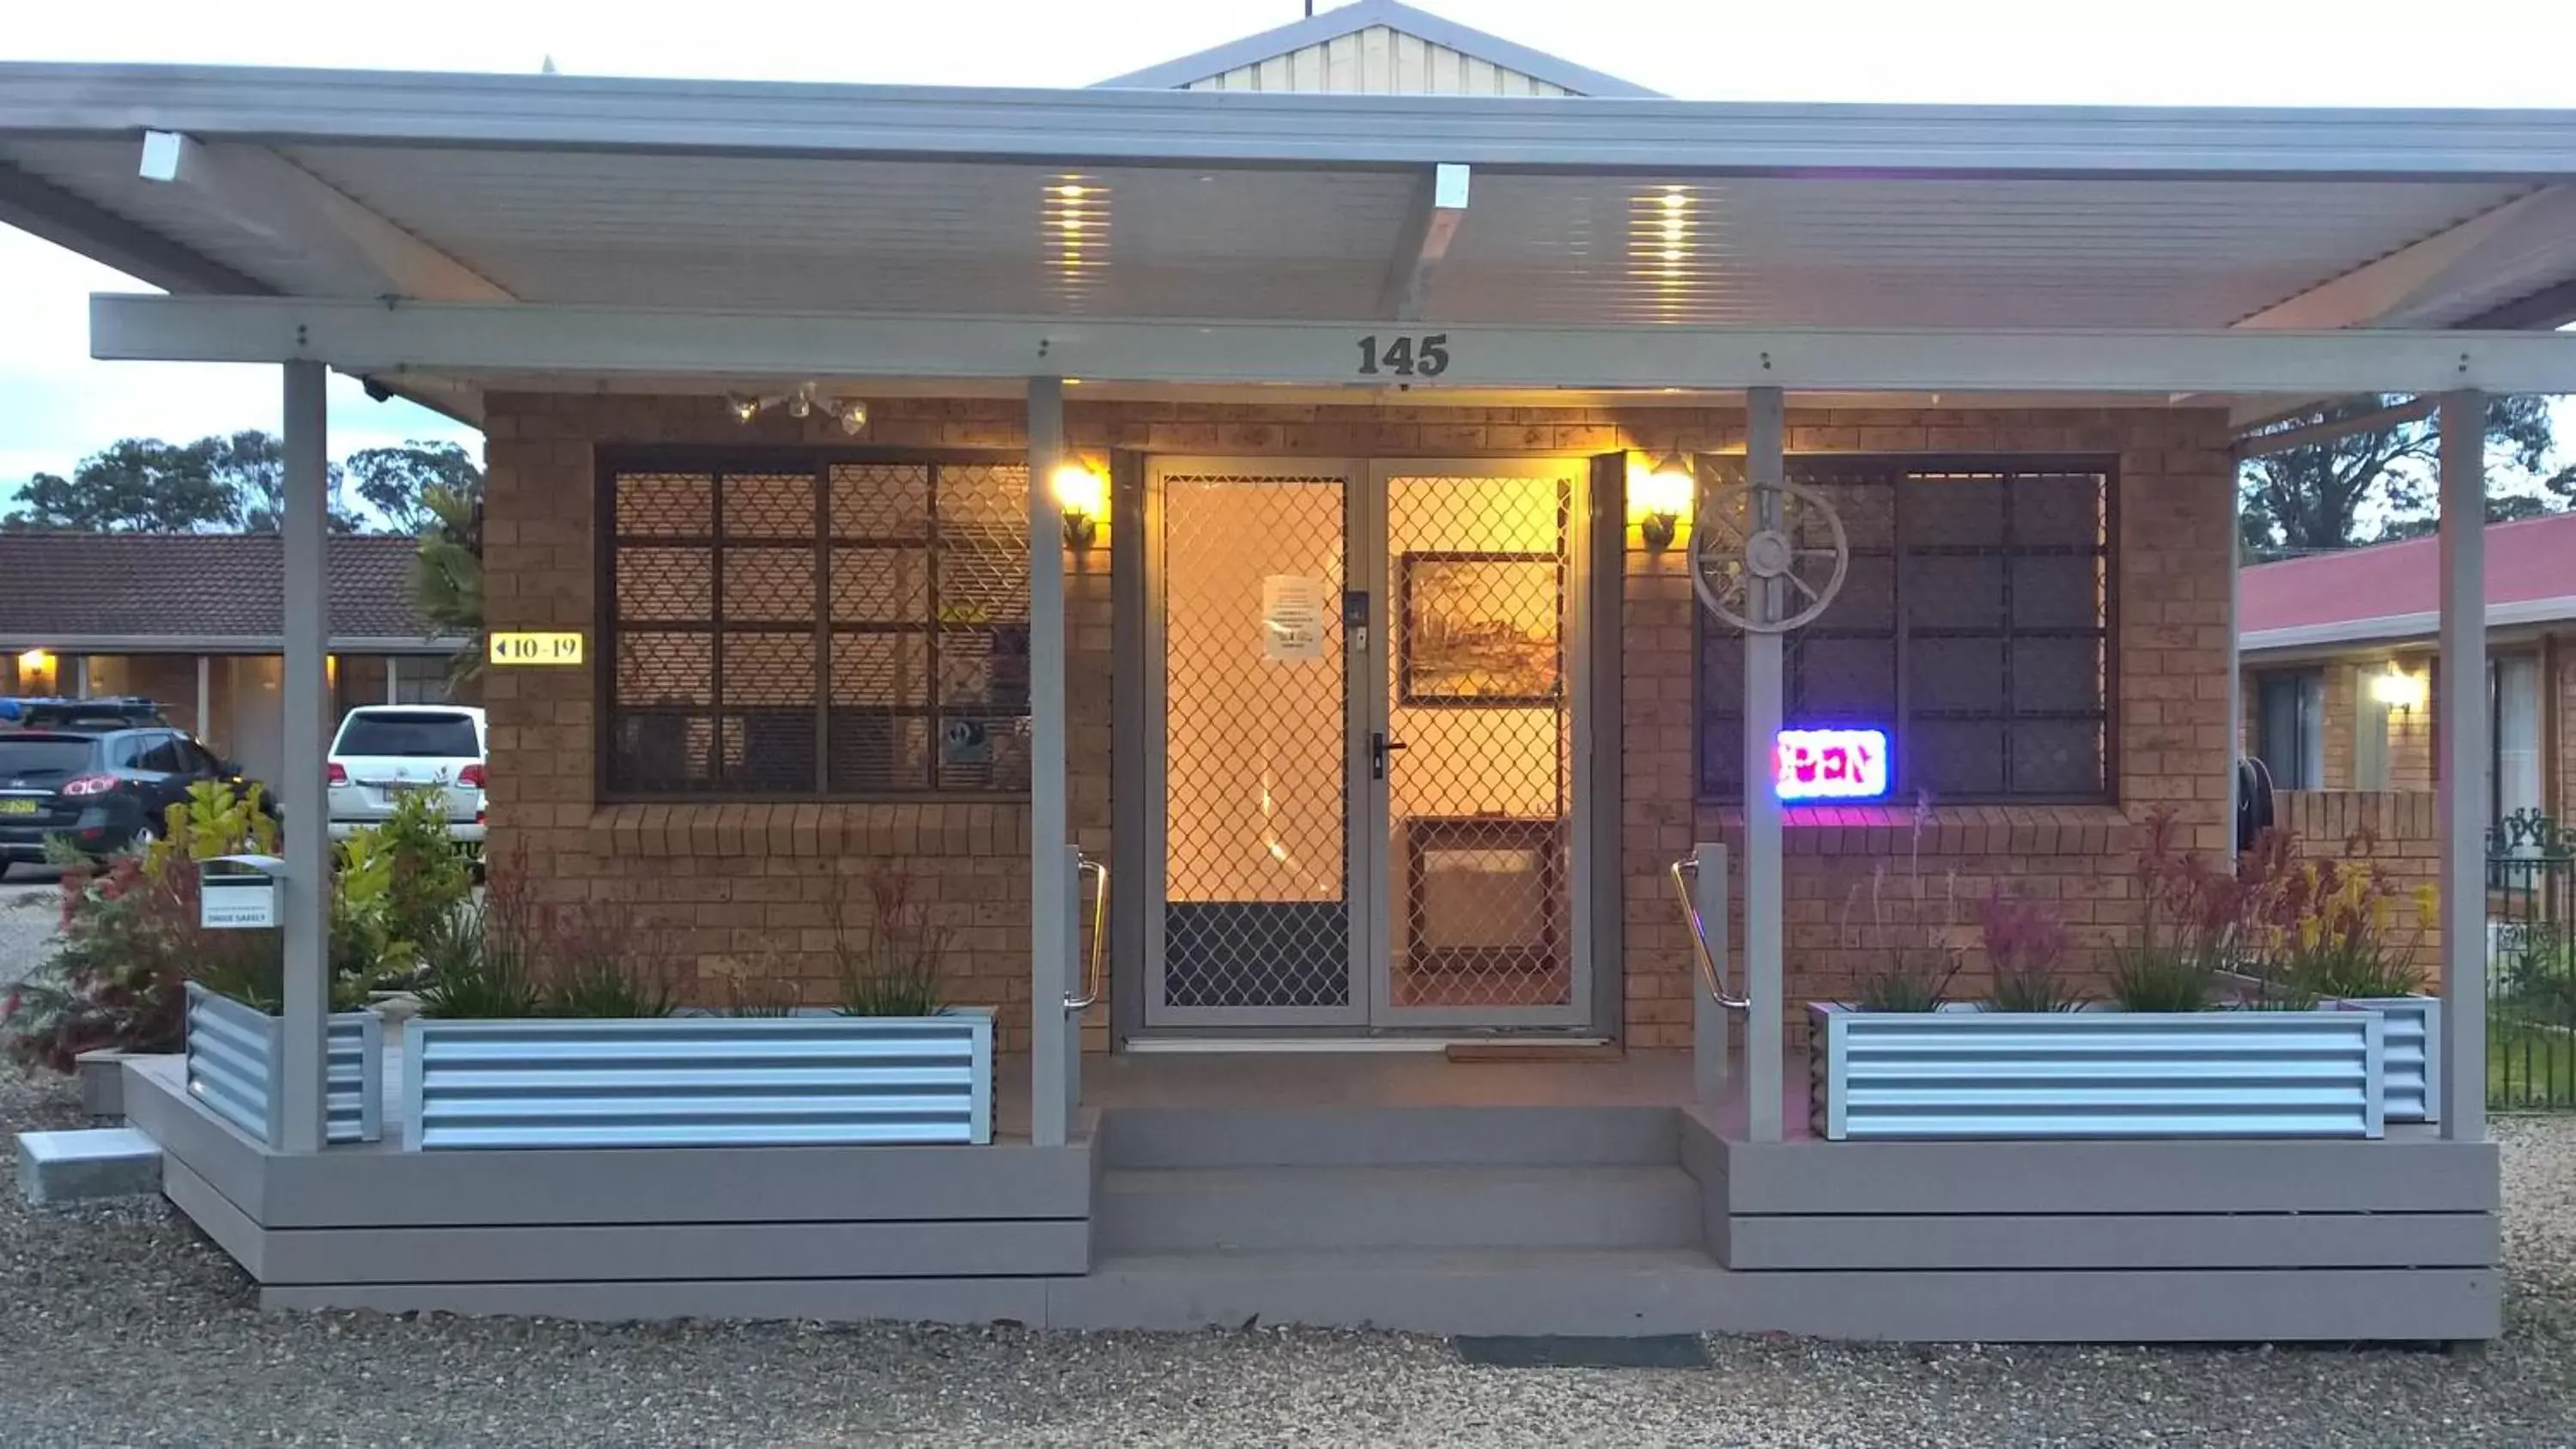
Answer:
601;452;1032;798
132;734;189;775
335;710;482;760
1698;459;2113;802
2256;669;2324;791
2492;653;2543;833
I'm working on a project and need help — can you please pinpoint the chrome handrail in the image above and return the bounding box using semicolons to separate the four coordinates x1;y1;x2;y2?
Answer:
1065;852;1109;1012
1669;855;1748;1013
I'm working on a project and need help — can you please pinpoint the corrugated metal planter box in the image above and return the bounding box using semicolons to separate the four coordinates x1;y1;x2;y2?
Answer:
1807;1003;2385;1142
183;983;385;1148
2330;995;2440;1124
404;1009;995;1150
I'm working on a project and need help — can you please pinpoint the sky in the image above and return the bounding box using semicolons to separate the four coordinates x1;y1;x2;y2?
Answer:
3;0;2574;497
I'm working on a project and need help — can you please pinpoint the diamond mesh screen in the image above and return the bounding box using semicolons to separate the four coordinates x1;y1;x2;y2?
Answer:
1158;471;1352;1012
605;458;1029;797
1385;471;1573;1010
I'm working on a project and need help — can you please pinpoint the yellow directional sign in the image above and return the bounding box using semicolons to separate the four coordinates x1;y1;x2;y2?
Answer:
488;631;586;666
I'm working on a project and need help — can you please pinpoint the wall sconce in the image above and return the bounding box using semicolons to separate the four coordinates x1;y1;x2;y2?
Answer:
1630;447;1694;550
15;648;53;676
1052;460;1106;549
2370;664;2427;712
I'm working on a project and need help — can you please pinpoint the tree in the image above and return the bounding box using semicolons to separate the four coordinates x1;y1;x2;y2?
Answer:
2237;394;2561;557
410;485;484;686
347;440;484;535
2;439;238;531
8;431;477;535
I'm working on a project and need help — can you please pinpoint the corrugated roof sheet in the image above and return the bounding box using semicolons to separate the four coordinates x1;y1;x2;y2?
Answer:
0;532;447;645
2239;512;2576;640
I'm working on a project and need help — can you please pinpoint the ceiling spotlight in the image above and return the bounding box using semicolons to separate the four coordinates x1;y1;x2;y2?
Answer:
836;401;869;435
787;389;814;420
726;393;762;424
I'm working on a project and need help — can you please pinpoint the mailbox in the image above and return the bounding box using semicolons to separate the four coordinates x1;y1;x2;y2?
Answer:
199;854;287;931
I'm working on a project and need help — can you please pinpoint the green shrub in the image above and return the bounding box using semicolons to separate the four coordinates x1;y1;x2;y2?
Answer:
2106;945;2212;1014
370;785;475;970
1980;887;2084;1013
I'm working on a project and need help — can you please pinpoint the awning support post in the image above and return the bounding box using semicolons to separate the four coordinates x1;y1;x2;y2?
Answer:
2436;390;2488;1143
1743;386;1787;1143
278;359;331;1155
1027;376;1076;1149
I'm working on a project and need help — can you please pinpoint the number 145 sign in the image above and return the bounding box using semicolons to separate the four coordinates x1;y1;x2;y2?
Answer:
1354;333;1452;379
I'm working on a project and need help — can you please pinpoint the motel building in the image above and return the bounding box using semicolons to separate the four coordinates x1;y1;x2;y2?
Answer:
5;1;2574;1337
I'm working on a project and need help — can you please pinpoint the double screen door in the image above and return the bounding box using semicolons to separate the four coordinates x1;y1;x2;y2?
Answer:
1142;458;1593;1030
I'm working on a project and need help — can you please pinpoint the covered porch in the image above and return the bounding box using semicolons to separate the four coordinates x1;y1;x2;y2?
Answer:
9;62;2573;1340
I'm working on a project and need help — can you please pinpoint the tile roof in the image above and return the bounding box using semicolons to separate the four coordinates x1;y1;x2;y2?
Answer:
2239;511;2576;647
0;531;453;647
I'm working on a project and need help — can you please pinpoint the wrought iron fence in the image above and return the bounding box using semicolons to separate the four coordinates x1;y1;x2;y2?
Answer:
2487;809;2576;1111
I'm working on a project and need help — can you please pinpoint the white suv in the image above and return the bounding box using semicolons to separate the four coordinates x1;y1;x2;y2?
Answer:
325;705;488;847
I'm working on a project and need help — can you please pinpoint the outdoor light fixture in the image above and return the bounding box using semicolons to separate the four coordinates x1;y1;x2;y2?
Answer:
721;385;869;434
2371;664;2427;712
15;648;53;675
1631;447;1694;550
1052;460;1107;549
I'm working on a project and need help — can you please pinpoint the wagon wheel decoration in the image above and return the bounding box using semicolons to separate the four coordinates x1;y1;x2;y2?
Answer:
1691;476;1850;634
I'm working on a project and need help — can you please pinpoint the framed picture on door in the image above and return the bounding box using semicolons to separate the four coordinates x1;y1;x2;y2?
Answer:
1396;550;1562;706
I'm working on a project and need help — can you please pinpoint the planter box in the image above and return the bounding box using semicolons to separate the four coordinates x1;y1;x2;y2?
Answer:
1807;1003;2385;1142
183;983;385;1148
404;1010;995;1150
2330;995;2440;1125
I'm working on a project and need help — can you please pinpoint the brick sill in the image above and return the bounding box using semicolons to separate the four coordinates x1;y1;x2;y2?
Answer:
587;802;1031;858
1704;803;2135;857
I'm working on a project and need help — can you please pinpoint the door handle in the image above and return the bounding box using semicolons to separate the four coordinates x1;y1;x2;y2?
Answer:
1370;732;1407;780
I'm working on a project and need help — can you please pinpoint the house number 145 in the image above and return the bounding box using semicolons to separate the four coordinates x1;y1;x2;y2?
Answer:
1354;333;1451;378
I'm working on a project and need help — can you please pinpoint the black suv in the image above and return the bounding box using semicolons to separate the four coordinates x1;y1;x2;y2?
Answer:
0;716;262;877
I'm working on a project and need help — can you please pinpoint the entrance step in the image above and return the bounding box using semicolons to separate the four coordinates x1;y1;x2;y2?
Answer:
17;1127;162;1206
1097;1163;1705;1254
1055;1246;1729;1335
1098;1105;1679;1169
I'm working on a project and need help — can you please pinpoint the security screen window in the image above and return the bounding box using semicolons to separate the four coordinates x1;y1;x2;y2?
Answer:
601;454;1032;798
1699;460;2113;803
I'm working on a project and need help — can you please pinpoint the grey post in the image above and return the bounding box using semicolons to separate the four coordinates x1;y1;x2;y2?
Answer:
2436;390;2488;1143
1692;841;1731;1105
2225;471;2241;834
1743;386;1786;1143
278;360;331;1155
1026;377;1073;1149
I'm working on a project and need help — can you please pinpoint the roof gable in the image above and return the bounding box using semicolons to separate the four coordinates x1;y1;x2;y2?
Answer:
1094;0;1660;98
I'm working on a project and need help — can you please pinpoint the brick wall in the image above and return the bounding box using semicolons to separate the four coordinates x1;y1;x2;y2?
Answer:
482;395;2237;1051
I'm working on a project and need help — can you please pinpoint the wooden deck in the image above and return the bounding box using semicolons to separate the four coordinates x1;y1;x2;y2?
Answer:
122;1048;2502;1340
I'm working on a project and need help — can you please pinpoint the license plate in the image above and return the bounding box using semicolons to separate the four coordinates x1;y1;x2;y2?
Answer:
0;799;37;816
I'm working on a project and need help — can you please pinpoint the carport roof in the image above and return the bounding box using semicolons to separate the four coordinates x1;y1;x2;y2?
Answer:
3;64;2575;417
0;532;453;651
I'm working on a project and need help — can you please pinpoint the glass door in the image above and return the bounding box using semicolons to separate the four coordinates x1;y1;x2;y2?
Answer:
1365;460;1592;1028
1145;460;1367;1026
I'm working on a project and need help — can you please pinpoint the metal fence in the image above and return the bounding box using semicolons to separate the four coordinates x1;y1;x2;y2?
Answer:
2487;810;2576;1111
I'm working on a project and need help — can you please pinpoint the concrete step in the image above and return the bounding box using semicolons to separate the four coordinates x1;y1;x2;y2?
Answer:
1097;1105;1679;1169
1095;1163;1705;1254
17;1127;162;1205
1054;1246;1730;1335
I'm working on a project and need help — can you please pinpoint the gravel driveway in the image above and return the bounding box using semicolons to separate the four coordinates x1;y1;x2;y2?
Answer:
0;867;62;989
1;1056;2571;1449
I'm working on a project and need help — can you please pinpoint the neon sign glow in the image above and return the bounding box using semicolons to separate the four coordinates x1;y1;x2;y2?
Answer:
1774;727;1890;802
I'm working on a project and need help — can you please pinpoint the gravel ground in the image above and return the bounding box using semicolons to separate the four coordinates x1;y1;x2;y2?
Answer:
0;868;62;988
0;1053;2570;1449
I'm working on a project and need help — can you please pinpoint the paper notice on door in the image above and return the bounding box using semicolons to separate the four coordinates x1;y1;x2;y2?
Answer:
1261;574;1328;661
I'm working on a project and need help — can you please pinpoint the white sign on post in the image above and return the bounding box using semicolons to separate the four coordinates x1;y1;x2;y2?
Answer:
199;854;285;931
1261;574;1328;662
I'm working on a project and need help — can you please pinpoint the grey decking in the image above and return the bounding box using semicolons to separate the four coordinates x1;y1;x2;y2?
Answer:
123;1051;2503;1340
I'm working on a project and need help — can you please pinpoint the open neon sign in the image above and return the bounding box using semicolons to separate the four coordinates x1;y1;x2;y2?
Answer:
1775;727;1890;802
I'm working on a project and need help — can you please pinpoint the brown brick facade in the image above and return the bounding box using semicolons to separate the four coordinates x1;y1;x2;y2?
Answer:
483;394;2236;1051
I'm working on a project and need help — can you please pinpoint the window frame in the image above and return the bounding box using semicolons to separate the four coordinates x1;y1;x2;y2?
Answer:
593;445;1033;804
2254;666;2326;791
1693;453;2122;806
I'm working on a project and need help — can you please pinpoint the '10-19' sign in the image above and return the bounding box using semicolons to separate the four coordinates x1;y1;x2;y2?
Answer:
1774;728;1889;802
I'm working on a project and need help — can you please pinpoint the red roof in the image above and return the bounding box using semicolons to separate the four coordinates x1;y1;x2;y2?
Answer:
2239;512;2576;644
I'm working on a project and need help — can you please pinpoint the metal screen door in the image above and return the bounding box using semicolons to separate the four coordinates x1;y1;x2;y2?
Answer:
1144;457;1589;1031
